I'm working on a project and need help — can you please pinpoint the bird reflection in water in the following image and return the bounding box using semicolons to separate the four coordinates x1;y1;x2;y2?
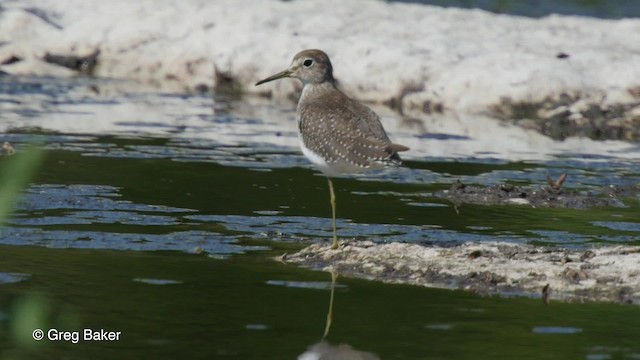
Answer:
297;271;380;360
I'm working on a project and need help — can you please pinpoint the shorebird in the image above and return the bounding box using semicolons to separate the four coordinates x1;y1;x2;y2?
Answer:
256;49;408;249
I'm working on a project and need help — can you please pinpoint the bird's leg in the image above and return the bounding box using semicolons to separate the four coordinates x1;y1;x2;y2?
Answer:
328;178;338;249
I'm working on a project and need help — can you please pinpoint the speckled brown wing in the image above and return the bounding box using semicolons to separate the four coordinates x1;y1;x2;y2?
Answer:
298;91;407;169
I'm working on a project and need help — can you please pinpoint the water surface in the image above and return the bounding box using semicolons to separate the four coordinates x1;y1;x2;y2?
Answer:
392;0;640;19
0;76;639;359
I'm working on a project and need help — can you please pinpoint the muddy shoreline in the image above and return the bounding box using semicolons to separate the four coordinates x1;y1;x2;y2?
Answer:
283;241;640;305
489;91;640;141
435;177;639;209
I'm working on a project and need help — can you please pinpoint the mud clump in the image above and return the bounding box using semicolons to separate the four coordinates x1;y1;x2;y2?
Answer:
435;177;637;209
284;241;640;305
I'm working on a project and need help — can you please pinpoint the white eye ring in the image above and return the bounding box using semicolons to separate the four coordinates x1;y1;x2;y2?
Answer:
303;59;314;67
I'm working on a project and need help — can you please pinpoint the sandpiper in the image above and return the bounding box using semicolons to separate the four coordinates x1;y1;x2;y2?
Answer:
256;49;408;249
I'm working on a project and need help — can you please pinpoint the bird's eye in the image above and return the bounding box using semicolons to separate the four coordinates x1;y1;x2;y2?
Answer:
303;59;313;67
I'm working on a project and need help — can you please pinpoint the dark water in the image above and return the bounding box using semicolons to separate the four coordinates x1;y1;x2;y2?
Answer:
392;0;640;19
0;77;639;359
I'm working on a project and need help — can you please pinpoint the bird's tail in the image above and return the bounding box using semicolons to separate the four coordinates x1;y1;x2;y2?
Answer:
387;143;409;166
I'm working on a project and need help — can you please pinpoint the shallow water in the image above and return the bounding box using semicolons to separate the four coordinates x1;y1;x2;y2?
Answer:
0;76;639;359
394;0;640;19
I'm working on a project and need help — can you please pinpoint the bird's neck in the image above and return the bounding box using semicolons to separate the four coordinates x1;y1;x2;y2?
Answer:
300;81;337;103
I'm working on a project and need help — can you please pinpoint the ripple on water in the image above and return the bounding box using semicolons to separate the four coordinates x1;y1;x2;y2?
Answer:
183;214;517;244
586;346;640;360
0;227;267;254
265;280;347;290
592;221;640;232
0;272;31;285
586;354;612;360
424;323;454;330
527;230;591;245
11;210;179;226
72;141;306;170
2;184;267;255
18;184;195;213
132;278;183;285
245;324;269;331
532;326;583;334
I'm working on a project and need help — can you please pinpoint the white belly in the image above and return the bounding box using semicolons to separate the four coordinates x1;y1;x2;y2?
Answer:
300;139;378;177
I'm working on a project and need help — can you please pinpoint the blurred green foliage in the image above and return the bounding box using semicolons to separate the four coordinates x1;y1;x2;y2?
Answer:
0;144;51;358
0;144;44;225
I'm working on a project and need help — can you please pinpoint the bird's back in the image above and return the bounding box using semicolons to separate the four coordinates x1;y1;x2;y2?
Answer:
297;84;408;175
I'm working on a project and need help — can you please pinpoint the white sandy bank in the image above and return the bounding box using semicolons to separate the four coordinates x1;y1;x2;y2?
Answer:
1;0;640;113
